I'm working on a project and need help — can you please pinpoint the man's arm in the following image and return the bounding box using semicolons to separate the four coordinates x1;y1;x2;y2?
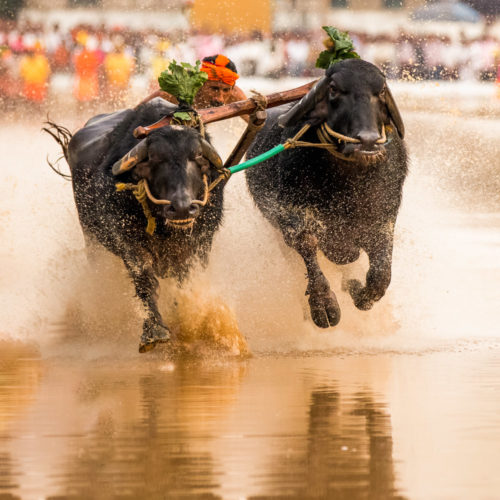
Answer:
135;89;178;109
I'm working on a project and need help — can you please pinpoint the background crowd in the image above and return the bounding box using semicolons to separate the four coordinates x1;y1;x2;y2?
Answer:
1;18;499;109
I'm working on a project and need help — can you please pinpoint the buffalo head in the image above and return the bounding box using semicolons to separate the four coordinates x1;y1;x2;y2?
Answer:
278;59;404;167
112;126;222;229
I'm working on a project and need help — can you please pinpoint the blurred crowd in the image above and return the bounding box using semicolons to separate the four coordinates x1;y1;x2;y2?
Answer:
1;19;499;109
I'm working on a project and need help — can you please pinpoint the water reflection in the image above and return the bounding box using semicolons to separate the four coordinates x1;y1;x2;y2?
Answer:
3;347;500;499
0;351;410;499
0;342;41;500
256;387;404;499
28;361;247;499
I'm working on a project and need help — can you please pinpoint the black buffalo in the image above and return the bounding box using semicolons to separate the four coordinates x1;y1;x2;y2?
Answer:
246;59;407;328
46;99;226;352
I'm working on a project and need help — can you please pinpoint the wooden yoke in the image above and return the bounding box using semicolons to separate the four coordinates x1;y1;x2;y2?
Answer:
133;80;318;139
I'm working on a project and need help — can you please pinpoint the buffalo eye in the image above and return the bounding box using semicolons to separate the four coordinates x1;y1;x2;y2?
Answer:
379;87;386;99
329;83;340;97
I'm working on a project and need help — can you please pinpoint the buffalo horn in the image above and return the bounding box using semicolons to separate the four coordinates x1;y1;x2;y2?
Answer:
200;138;223;169
385;84;405;139
112;139;149;175
277;76;329;128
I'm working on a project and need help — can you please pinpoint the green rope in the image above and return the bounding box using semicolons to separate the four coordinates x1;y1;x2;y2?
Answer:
228;144;286;175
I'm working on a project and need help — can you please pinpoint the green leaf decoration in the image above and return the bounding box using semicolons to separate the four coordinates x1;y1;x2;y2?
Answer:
158;60;208;106
173;111;193;121
315;26;360;69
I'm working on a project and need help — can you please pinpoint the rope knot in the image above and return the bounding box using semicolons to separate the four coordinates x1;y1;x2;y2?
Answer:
249;90;268;112
115;179;157;235
171;109;206;138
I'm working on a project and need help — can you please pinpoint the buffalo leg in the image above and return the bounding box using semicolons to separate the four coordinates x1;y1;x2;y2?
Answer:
347;228;393;311
123;256;171;353
287;231;341;328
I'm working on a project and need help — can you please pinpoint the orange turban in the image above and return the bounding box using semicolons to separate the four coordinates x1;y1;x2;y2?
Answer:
200;54;239;87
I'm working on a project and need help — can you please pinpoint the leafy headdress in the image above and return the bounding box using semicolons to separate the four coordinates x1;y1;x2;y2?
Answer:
158;60;208;122
315;26;360;69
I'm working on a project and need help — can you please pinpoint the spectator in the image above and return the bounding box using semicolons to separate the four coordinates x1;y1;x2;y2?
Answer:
0;46;20;104
73;33;101;107
51;38;71;73
103;36;135;104
0;18;499;110
148;38;170;92
19;41;50;104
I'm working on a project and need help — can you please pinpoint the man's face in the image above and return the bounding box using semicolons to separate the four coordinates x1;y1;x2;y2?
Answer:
195;80;233;108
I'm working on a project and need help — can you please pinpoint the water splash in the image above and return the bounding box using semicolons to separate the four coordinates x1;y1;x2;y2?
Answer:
0;104;499;358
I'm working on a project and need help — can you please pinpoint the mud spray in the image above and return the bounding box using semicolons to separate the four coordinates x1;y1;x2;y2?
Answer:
1;106;499;359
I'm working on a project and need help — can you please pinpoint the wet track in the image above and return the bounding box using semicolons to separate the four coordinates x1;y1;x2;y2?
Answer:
1;84;500;499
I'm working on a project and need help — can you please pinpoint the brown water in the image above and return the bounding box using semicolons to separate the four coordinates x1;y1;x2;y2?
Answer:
0;96;499;498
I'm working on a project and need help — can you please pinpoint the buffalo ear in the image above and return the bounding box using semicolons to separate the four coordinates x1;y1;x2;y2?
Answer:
385;84;405;139
278;76;330;128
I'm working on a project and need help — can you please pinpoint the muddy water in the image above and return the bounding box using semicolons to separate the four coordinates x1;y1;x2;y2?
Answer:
1;93;500;498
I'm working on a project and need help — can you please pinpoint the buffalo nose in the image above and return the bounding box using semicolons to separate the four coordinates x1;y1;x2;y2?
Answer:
356;130;380;148
166;200;199;219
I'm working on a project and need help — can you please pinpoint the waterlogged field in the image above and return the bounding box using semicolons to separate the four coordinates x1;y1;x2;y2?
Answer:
0;82;499;499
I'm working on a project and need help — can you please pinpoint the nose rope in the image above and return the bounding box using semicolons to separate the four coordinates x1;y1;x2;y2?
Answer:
278;123;387;163
115;175;213;235
117;113;226;234
142;178;171;205
282;124;358;162
115;121;388;234
320;122;387;145
191;175;209;206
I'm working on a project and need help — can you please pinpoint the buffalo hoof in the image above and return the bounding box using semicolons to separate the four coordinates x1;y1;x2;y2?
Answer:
308;290;341;328
347;279;375;311
139;320;171;353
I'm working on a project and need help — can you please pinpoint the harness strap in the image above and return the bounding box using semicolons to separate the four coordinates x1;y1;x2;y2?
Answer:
207;168;231;192
117;120;390;234
284;124;357;162
116;179;157;235
320;122;387;145
115;174;214;235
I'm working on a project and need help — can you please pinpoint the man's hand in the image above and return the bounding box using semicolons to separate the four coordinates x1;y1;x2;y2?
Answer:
248;90;268;126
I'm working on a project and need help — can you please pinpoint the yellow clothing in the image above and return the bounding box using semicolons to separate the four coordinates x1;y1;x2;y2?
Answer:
104;52;135;89
19;53;50;85
74;49;100;102
151;54;170;80
19;53;50;101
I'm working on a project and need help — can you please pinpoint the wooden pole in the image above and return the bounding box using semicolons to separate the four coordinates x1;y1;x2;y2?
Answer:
199;79;317;124
133;80;317;139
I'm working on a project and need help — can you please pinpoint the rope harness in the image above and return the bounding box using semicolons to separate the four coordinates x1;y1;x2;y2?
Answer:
227;121;390;175
115;111;229;235
116;169;227;235
116;179;158;235
286;122;387;163
116;109;391;234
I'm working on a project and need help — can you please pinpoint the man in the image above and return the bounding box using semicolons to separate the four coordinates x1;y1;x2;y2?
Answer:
136;53;266;164
141;54;248;111
194;54;247;108
103;38;135;105
73;35;101;109
19;41;51;106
